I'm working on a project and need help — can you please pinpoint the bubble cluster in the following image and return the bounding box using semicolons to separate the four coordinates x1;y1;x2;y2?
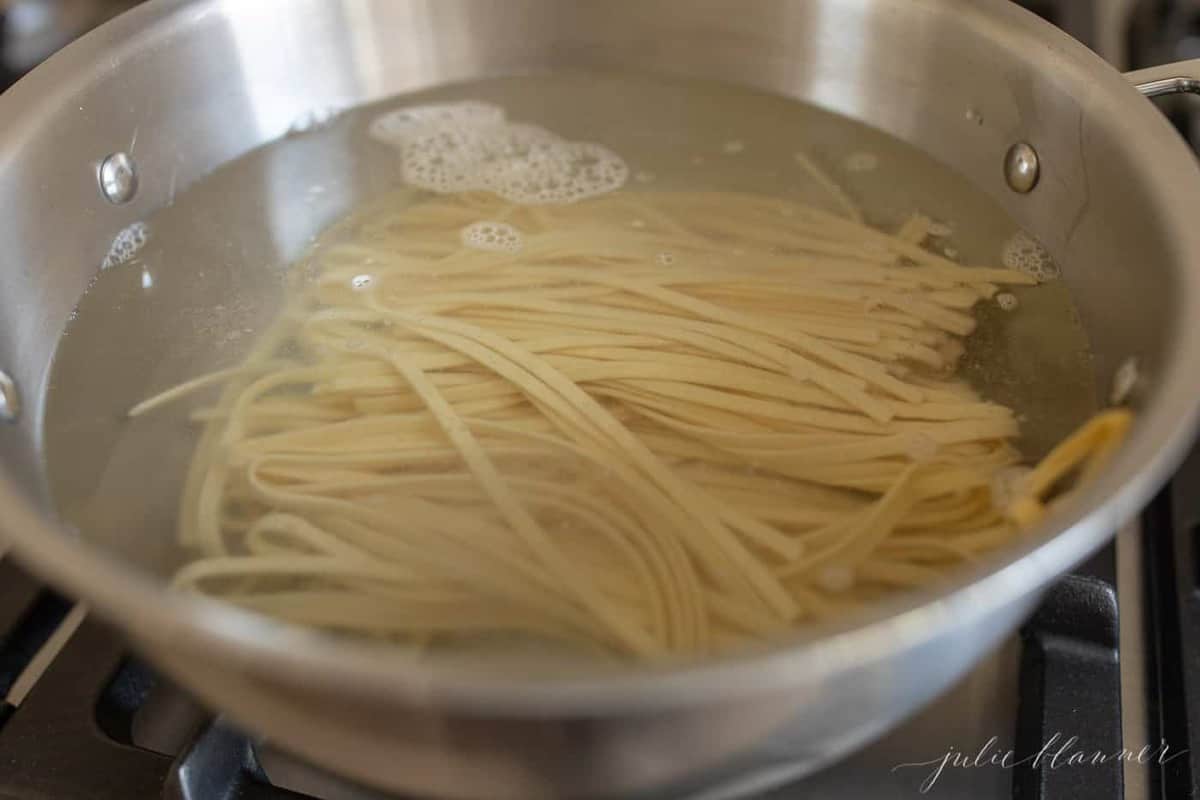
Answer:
369;101;627;205
1001;232;1059;282
101;221;149;270
843;152;879;172
996;292;1019;312
350;274;374;291
460;221;524;254
369;101;503;140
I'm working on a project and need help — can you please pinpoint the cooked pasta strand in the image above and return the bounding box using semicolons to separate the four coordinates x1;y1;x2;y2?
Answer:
136;189;1129;660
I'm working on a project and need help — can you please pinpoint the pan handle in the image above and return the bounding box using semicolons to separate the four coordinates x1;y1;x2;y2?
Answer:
1126;59;1200;97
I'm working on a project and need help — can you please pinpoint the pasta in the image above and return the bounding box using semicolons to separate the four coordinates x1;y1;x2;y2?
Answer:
135;187;1131;660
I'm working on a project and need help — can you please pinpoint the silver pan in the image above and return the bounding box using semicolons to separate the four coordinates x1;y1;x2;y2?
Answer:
2;1;1200;797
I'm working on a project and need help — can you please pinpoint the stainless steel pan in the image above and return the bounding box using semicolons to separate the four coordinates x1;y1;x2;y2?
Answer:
3;1;1200;797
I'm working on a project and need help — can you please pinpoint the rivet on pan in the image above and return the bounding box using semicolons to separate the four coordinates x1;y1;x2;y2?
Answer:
98;152;138;204
0;370;19;423
1004;142;1040;194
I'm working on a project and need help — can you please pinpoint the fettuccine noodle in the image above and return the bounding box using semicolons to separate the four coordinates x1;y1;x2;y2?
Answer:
135;188;1131;659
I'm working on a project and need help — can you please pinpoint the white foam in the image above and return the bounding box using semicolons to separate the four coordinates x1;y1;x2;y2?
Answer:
350;274;374;291
996;292;1018;311
368;101;503;143
1001;232;1059;282
370;101;627;205
101;221;149;270
843;152;879;172
460;221;524;254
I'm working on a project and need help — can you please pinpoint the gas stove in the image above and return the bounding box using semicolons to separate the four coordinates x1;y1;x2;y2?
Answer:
1;2;1198;798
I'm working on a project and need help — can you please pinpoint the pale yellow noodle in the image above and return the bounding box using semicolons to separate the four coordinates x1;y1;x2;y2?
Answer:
134;188;1130;660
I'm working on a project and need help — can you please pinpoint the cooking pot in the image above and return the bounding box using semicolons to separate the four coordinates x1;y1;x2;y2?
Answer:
2;1;1200;797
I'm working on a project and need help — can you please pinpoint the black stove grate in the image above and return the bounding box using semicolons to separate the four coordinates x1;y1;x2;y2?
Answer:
0;551;1128;800
1142;443;1200;800
0;595;324;800
1013;575;1123;800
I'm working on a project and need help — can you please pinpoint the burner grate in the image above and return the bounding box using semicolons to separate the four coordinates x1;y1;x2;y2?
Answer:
0;556;1127;800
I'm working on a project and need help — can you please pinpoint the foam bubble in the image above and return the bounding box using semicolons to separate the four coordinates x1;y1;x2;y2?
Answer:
996;292;1018;311
1001;232;1059;281
460;221;524;254
656;252;676;266
370;101;627;205
634;171;656;183
816;566;855;593
1111;357;1140;405
368;101;503;143
905;432;939;462
843;152;879;172
287;107;339;135
990;466;1031;514
101;221;149;270
722;139;745;155
928;221;953;238
350;274;374;291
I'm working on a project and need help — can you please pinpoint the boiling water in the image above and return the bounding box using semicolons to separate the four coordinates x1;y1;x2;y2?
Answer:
44;71;1096;588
